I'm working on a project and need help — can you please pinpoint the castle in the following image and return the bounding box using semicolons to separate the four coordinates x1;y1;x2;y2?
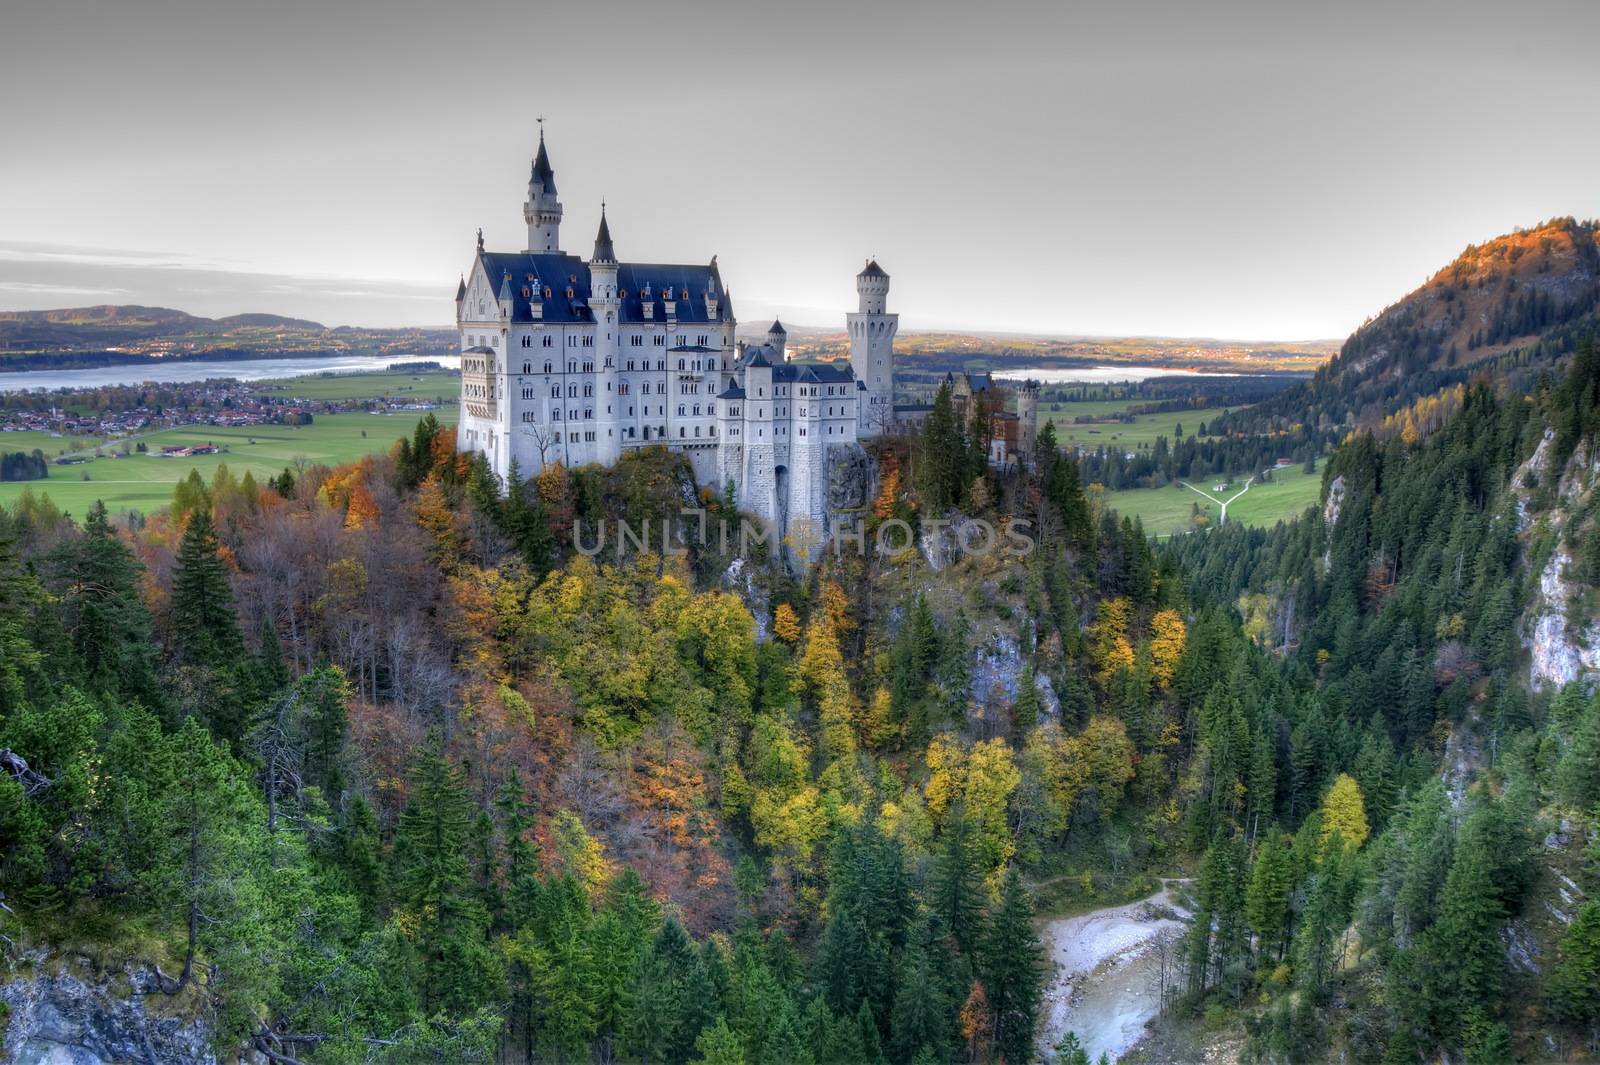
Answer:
455;132;895;539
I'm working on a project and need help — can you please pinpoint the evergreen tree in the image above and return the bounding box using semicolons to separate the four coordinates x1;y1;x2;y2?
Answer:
981;865;1042;1065
391;738;499;1015
169;505;244;668
931;812;987;956
41;500;160;703
1547;899;1600;1030
921;383;966;512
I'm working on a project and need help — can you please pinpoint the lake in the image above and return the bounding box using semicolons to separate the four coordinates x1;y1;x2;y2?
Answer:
0;354;460;393
994;365;1241;384
0;356;1238;395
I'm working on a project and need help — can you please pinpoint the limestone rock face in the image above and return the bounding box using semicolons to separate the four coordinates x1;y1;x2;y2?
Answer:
1;961;217;1065
825;443;872;514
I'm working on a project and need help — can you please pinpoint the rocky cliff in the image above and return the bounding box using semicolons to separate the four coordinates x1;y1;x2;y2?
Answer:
1;950;217;1065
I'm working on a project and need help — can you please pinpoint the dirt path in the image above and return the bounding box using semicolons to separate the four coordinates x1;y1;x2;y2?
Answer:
1036;879;1191;1063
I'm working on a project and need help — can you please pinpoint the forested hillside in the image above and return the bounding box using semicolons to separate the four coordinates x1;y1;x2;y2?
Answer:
3;339;1600;1064
1218;219;1600;438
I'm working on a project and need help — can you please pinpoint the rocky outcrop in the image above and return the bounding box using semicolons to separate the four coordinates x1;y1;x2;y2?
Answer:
1526;546;1600;690
1;955;216;1065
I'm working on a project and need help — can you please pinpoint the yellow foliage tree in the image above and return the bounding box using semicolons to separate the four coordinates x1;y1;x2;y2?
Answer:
1318;772;1370;857
1148;609;1187;688
1089;597;1136;685
772;602;801;644
924;734;1019;875
795;614;856;762
873;458;901;520
551;809;612;899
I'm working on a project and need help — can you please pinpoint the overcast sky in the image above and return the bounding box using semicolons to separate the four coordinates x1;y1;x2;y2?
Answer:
2;0;1596;338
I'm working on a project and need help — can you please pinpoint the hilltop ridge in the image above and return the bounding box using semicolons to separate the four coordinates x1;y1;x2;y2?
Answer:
1221;218;1600;433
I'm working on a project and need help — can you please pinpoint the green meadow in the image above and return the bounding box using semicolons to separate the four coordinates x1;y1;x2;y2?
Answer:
1102;462;1326;538
1039;402;1233;449
253;369;460;403
0;410;455;517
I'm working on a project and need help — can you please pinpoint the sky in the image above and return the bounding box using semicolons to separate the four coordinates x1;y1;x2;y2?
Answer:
1;0;1597;339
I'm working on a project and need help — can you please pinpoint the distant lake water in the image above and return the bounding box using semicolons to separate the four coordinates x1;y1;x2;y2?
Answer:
0;354;460;393
0;356;1242;396
993;365;1242;384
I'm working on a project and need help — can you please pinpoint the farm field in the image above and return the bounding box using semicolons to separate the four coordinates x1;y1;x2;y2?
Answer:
0;409;454;517
254;369;459;403
0;428;102;458
1102;461;1325;537
1040;403;1232;449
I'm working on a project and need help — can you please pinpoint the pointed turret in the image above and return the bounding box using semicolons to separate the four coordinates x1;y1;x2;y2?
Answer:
530;130;557;194
592;205;616;263
524;127;564;253
766;318;787;361
455;275;466;301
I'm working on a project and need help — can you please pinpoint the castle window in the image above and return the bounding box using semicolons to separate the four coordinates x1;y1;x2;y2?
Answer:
523;361;531;373
543;336;553;348
521;336;531;348
679;427;686;438
800;428;806;437
567;336;576;347
568;361;576;372
653;336;665;347
678;359;685;370
631;335;643;347
694;426;701;437
582;336;593;348
551;386;560;398
553;409;561;419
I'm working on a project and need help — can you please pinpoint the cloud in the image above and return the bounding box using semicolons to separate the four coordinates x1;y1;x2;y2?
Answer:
0;241;450;327
0;280;131;298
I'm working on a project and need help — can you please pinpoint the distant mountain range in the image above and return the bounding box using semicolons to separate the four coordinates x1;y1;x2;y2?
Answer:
1221;217;1600;432
0;304;1336;377
0;305;458;371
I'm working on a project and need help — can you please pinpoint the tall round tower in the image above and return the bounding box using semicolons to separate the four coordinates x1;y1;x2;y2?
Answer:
524;130;563;253
766;318;787;361
848;259;898;437
1017;380;1040;464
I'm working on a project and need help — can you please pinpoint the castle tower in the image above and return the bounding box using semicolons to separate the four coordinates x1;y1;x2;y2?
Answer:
524;131;563;253
589;206;622;464
848;259;897;437
766;319;787;361
1017;380;1040;463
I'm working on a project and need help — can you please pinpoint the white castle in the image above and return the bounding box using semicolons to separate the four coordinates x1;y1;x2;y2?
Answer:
455;131;896;538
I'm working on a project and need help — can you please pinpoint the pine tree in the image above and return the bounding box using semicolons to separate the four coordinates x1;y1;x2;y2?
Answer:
392;738;498;1015
1547;899;1600;1029
889;915;952;1065
169;505;244;667
41;500;159;704
626;916;713;1065
981;865;1043;1065
921;383;966;512
1246;832;1293;962
931;812;987;956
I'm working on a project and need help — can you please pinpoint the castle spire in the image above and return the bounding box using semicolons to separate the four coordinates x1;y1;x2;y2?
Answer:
524;124;563;253
592;202;616;263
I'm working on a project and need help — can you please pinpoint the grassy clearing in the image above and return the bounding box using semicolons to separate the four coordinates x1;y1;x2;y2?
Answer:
0;410;454;517
1040;402;1234;450
253;369;459;403
1102;462;1325;538
0;428;102;457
